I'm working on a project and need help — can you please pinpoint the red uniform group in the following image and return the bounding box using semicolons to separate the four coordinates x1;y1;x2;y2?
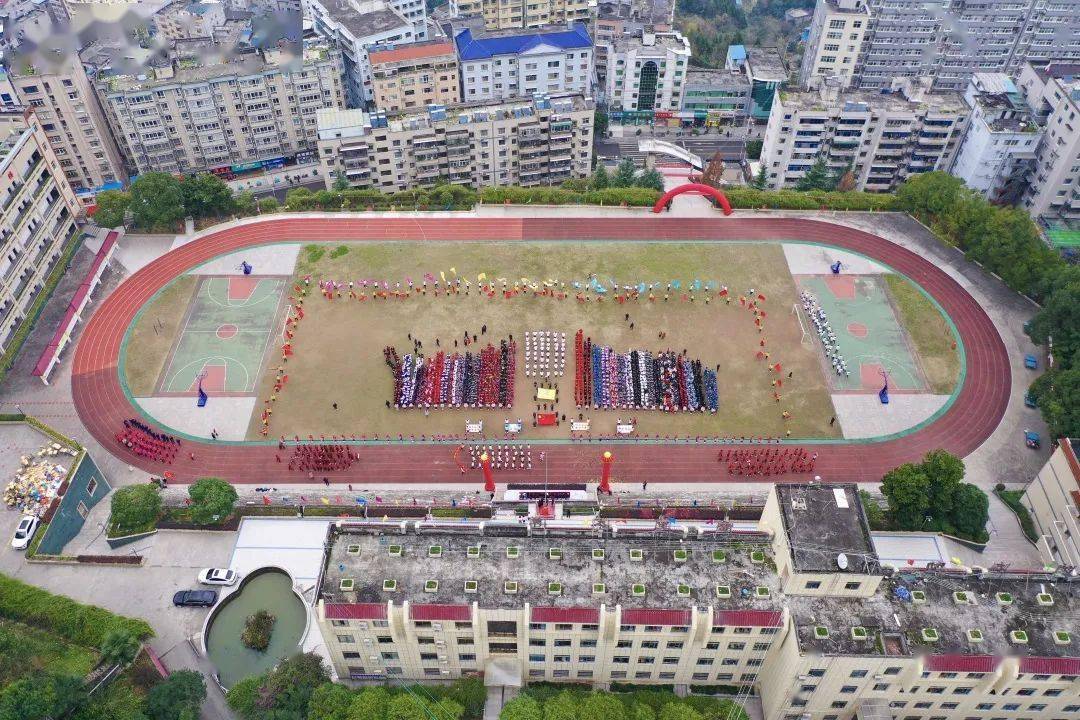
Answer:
289;443;357;472
719;446;816;476
116;418;180;463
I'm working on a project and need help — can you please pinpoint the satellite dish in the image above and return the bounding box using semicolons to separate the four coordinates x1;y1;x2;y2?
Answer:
837;553;849;570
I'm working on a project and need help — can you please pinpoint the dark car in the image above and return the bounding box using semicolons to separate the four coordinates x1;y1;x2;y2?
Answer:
172;590;217;607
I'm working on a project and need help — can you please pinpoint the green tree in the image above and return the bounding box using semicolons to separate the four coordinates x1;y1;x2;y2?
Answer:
749;164;768;190
744;138;762;159
630;704;656;720
499;696;542;720
613;158;638;188
187;477;238;525
444;678;486;719
590;165;610;190
100;628;141;667
333;171;351;191
859;490;887;530
346;687;390;720
109;484;162;533
0;674;86;720
258;196;280;213
225;676;261;719
308;683;353;720
893;171;967;224
261;653;330;718
579;693;625;720
181;174;234;218
128;172;186;230
949;483;989;541
1030;368;1080;438
544;692;578;720
233;190;258;216
636;168;665;192
658;704;702;720
794;156;835;191
93;190;130;229
921;449;965;522
594;110;609;137
1029;269;1080;372
880;462;931;530
145;670;206;720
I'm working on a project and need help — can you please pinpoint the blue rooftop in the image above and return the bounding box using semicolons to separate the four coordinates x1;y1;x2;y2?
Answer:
454;23;592;61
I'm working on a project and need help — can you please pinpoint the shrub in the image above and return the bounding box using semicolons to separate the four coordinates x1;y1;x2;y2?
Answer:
186;477;237;525
723;186;899;211
241;610;276;652
109;485;162;535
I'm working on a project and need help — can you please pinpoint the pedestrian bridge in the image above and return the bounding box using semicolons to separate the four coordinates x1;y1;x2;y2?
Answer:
638;139;705;171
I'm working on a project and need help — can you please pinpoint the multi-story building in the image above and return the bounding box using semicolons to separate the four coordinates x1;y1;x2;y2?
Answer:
760;81;967;192
1017;62;1080;221
798;0;869;90
726;45;788;122
310;482;1080;720
454;23;593;104
368;41;460;113
600;30;689;112
0;107;81;355
100;41;344;176
949;73;1041;204
316;93;593;190
153;0;227;42
1021;438;1079;569
680;69;751;123
447;0;594;31
304;0;425;108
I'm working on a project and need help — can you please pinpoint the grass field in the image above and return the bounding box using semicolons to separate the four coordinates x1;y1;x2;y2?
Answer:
0;618;97;684
124;275;196;395
247;241;841;440
884;274;960;395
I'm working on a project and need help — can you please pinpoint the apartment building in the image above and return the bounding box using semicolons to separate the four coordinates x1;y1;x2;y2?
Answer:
304;0;426;108
100;41;344;176
368;41;460;112
311;483;1080;720
1021;438;1079;569
0;108;81;355
1016;62;1080;221
447;0;594;31
153;0;226;41
949;73;1041;204
680;69;751;122
454;23;593;104
798;0;869;90
316;93;593;191
760;82;967;192
600;30;689;112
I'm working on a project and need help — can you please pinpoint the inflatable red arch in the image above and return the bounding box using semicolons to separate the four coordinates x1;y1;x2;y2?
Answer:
652;183;734;215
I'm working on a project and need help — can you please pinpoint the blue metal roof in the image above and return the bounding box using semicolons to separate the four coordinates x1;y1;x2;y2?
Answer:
454;23;592;61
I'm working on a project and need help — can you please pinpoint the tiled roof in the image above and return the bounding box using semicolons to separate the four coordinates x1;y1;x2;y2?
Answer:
324;602;387;620
924;655;1002;673
713;610;783;628
454;23;591;61
531;606;600;624
409;604;472;621
369;42;456;66
621;608;692;626
1019;656;1080;675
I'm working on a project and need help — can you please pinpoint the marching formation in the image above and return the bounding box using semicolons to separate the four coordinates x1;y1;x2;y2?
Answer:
115;418;181;463
387;340;518;409
719;446;817;476
288;443;358;473
524;330;566;378
467;444;533;471
801;291;850;378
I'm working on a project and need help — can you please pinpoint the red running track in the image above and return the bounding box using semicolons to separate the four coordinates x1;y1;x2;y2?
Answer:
71;217;1009;485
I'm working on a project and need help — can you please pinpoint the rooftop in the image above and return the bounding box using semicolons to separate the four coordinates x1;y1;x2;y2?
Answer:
454;22;592;61
776;484;879;575
319;0;409;39
779;87;966;114
742;46;788;81
368;40;455;65
605;29;689;55
685;68;750;89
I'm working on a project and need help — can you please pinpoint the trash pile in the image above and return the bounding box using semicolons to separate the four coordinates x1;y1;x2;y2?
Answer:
3;443;75;515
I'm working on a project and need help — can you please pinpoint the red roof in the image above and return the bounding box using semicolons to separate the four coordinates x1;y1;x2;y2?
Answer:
713;610;783;628
531;606;600;624
33;231;118;377
924;655;1002;673
324;603;387;620
368;42;456;65
1019;656;1080;675
409;604;471;621
621;608;691;626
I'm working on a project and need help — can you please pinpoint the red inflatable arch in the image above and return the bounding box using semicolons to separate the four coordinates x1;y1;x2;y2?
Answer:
652;183;734;215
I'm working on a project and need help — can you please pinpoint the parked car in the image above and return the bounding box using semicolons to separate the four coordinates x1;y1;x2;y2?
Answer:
1024;392;1038;408
198;568;238;586
172;590;218;607
1024;353;1038;370
10;515;39;550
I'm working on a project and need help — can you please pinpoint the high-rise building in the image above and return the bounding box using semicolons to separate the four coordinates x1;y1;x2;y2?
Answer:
798;0;869;90
0;107;81;355
99;41;344;176
454;23;593;104
368;41;460;113
1021;437;1079;569
599;29;689;112
152;0;228;42
1017;62;1080;221
447;0;595;31
316;93;593;190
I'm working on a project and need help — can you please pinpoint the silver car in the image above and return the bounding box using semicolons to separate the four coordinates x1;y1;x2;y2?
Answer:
11;515;39;550
198;568;238;586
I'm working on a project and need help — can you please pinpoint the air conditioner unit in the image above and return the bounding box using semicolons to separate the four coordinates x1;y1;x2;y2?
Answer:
433;623;443;631
436;640;446;646
369;655;379;661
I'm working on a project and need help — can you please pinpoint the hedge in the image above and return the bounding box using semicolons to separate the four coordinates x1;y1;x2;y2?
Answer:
724;187;899;211
0;573;153;647
479;185;661;207
285;185;478;211
995;489;1039;543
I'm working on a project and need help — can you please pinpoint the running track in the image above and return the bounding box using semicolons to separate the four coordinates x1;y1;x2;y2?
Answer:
71;217;1010;485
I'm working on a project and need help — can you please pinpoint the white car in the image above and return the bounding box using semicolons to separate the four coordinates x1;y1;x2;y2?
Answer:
11;515;39;550
198;568;238;586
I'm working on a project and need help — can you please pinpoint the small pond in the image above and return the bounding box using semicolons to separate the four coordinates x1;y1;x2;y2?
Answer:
204;568;307;688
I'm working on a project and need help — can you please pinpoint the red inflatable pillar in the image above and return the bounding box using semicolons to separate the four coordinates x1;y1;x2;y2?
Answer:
481;452;495;493
599;451;614;495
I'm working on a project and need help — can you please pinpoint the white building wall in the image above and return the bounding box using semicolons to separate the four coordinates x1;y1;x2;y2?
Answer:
460;46;593;103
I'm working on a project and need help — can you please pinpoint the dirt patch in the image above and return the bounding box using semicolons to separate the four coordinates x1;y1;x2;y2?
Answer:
123;275;196;396
884;274;960;395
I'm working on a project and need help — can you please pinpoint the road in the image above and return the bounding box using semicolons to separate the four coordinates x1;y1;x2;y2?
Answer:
597;137;750;165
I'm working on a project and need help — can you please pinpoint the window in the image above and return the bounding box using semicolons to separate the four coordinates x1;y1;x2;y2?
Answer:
343;651;360;659
809;669;826;677
336;635;355;644
377;636;393;644
460;654;476;661
86;477;98;495
696;658;714;666
642;641;659;649
840;686;857;694
728;643;745;650
844;581;861;590
873;683;889;691
529;654;544;662
850;670;868;678
830;702;847;709
805;580;822;589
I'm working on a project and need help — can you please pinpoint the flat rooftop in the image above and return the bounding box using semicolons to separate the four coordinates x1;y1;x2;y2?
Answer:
607;31;688;55
743;46;787;81
323;0;409;38
776;484;879;575
685;68;750;89
780;88;966;114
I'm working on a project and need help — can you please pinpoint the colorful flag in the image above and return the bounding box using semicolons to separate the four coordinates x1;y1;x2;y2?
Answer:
449;267;457;275
477;272;487;282
440;271;446;282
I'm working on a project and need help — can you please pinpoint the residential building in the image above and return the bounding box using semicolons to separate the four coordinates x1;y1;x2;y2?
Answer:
317;93;593;191
0;107;81;355
1017;62;1080;221
304;0;427;108
454;23;593;104
311;482;1080;720
100;41;344;176
726;45;788;121
680;69;751;123
949;73;1041;204
1021;438;1079;569
153;0;227;42
760;81;967;192
797;0;869;90
447;0;594;31
600;29;689;112
368;41;459;113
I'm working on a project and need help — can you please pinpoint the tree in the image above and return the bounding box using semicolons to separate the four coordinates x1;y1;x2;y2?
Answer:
499;696;542;720
0;674;86;720
225;676;261;720
749;164;768;190
579;693;625;720
744;138;762;160
181;174;234;218
444;678;486;719
658;704;702;720
346;687;390;720
880;462;931;530
590;165;610;190
258;196;280;213
543;692;578;720
630;704;656;720
187;477;238;525
1029;269;1080;372
859;490;887;530
100;628;141;667
700;152;725;188
308;684;353;720
128;172;186;230
636;168;665;192
234;190;258;217
893;171;967;225
950;483;989;541
921;449;965;521
594;110;609;137
794;156;835;191
109;484;162;533
260;652;330;718
613;158;638;188
833;162;857;192
333;171;351;191
1030;368;1080;438
93;190;130;229
145;670;207;720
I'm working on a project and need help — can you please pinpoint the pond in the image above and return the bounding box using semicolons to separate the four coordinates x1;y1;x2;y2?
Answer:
204;568;307;688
